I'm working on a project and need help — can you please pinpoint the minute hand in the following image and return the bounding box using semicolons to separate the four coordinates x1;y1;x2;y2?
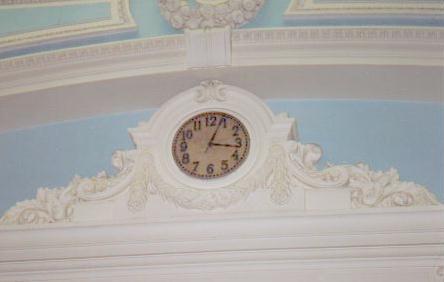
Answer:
210;142;241;148
205;121;223;153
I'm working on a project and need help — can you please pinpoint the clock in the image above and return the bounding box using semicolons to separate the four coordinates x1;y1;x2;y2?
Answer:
172;112;250;179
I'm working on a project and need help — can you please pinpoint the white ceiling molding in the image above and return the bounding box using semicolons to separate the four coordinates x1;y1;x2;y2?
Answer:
0;81;440;226
285;0;444;20
0;26;443;132
0;27;443;98
157;0;266;30
185;27;232;67
0;208;443;281
0;82;442;282
0;0;136;54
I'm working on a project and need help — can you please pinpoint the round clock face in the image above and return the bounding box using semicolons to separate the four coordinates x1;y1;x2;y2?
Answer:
172;112;250;179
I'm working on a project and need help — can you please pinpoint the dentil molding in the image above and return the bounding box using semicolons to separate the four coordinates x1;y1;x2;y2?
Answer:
0;80;440;226
0;0;136;54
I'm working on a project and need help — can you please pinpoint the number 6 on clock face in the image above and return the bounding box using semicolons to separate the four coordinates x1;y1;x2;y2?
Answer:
172;112;250;179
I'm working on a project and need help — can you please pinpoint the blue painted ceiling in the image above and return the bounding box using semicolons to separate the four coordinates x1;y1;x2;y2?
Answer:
1;0;444;58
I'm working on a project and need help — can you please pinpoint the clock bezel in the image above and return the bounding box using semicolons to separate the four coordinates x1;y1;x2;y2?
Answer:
164;108;259;189
171;111;251;180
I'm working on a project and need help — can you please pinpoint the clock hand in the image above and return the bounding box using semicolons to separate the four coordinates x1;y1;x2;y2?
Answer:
205;119;223;153
210;142;241;148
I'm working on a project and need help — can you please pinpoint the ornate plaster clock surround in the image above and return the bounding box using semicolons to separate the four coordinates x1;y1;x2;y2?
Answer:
130;80;286;191
0;80;441;225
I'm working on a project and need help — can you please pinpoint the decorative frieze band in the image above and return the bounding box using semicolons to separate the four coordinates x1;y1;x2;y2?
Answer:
1;27;443;73
232;27;444;43
0;27;443;99
0;35;185;72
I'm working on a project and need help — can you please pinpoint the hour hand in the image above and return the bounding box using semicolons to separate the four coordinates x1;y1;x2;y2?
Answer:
210;142;241;148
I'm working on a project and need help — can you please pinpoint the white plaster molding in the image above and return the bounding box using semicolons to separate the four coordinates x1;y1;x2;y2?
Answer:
285;0;444;20
0;0;136;53
185;26;232;67
0;27;443;99
158;0;265;30
0;208;443;281
0;81;440;226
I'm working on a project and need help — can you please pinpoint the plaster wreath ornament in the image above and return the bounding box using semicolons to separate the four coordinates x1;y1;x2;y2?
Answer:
158;0;266;29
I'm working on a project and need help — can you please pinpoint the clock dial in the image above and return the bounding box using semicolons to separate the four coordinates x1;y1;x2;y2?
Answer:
172;112;250;179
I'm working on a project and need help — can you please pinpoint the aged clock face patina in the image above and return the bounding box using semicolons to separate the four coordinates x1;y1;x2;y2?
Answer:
172;112;250;179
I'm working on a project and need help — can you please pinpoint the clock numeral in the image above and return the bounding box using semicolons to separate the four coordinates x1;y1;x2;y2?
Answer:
180;141;187;152
232;150;239;161
235;137;242;147
183;129;193;140
220;117;227;128
232;125;240;136
211;116;217;126
182;153;190;164
193;119;201;131
206;116;217;127
221;160;228;171
206;164;214;174
192;161;199;172
174;112;249;179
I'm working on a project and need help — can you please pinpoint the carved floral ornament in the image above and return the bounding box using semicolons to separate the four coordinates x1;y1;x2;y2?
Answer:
0;80;441;225
157;0;266;29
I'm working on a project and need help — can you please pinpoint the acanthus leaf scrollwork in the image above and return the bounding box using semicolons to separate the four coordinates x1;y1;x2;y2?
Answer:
0;150;137;225
1;140;440;225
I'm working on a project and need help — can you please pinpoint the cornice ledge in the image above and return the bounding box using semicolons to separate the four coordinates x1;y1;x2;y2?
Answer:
0;208;443;281
0;26;443;97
